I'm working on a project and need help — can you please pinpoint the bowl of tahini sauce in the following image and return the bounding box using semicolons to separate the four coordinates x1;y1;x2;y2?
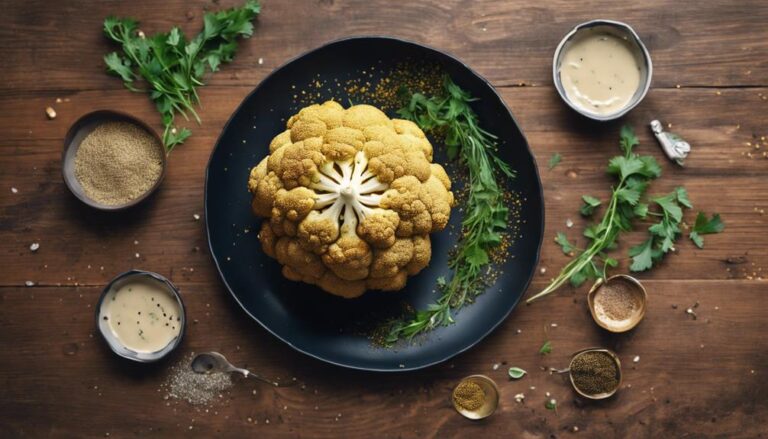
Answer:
97;270;185;362
553;19;652;121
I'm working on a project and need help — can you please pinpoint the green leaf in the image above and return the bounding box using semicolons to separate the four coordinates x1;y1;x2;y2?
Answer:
675;187;693;208
616;187;641;205
545;399;557;410
104;52;134;83
633;203;649;218
689;212;724;248
539;340;552;355
629;238;654;272
653;193;683;223
689;231;704;248
692;212;724;234
548;153;562;170
508;367;527;379
638;156;662;179
619;125;638;155
555;232;575;255
607;156;645;179
580;195;601;216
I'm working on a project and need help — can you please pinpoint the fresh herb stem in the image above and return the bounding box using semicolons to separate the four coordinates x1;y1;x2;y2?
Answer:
385;76;515;343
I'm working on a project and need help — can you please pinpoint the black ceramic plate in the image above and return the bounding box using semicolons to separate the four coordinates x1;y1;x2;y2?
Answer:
206;36;544;372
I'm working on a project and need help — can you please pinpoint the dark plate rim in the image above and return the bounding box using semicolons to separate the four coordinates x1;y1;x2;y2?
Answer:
204;35;545;372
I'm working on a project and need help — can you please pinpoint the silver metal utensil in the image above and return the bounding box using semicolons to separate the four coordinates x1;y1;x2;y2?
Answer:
651;120;691;166
191;352;279;386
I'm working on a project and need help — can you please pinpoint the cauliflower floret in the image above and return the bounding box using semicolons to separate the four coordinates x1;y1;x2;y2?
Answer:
274;236;326;281
248;101;454;298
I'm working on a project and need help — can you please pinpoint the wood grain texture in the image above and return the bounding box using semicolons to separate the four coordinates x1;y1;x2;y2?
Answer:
1;0;767;438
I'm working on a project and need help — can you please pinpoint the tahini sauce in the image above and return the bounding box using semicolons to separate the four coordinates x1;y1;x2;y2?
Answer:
100;280;181;353
560;33;641;115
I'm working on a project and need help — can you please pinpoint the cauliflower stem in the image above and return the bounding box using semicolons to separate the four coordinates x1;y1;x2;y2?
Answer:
386;76;516;344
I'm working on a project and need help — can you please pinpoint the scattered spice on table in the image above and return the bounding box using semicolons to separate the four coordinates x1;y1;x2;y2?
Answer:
74;121;163;206
570;351;619;396
163;353;233;406
453;381;485;411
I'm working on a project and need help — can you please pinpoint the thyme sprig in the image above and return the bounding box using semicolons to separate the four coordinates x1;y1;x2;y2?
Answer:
385;76;515;343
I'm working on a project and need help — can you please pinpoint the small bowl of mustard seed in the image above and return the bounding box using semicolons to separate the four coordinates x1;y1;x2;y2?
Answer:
587;274;647;333
62;110;166;211
452;374;499;420
568;348;622;400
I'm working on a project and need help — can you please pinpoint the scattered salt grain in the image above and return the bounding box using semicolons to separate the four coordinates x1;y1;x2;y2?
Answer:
30;243;40;252
633;356;640;363
11;187;18;194
45;107;57;119
492;363;500;371
514;393;525;403
25;280;35;287
258;57;264;65
193;214;201;221
163;353;233;405
566;218;574;228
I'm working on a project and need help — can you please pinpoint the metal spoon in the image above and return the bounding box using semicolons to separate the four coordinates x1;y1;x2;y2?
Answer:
191;352;280;387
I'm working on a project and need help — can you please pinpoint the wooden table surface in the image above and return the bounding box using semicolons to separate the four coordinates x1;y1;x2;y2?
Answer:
2;0;767;437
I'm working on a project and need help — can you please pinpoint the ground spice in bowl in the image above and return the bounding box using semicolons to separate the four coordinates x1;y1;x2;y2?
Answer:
73;120;164;206
453;380;485;411
569;350;620;397
589;275;647;332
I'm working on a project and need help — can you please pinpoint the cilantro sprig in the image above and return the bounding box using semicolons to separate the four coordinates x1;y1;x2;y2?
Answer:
385;76;515;343
527;126;659;302
103;1;261;151
689;212;724;248
528;126;724;303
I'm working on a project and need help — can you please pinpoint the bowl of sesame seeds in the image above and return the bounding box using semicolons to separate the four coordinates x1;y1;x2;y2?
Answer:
62;110;167;211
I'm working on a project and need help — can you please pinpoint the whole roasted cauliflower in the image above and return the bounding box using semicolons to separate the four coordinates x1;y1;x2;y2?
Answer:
248;101;454;298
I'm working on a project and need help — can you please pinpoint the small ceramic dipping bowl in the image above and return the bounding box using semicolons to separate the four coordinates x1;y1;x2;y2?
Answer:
553;19;653;121
95;270;185;363
587;275;647;333
568;348;622;400
452;374;499;420
62;110;166;211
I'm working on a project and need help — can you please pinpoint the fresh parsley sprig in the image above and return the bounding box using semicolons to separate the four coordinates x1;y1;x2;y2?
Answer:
103;1;261;151
529;126;724;303
385;76;515;343
527;126;660;303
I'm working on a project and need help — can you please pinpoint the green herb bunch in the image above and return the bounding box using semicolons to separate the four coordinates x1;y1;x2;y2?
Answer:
103;1;261;151
385;76;515;343
528;126;723;303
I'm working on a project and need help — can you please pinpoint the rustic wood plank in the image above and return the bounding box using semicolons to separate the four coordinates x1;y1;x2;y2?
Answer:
0;280;765;437
2;0;768;94
1;87;765;287
2;0;768;437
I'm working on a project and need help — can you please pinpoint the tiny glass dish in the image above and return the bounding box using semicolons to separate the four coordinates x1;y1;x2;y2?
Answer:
587;274;647;333
451;374;499;420
568;348;622;400
95;270;185;363
552;19;652;121
62;110;167;211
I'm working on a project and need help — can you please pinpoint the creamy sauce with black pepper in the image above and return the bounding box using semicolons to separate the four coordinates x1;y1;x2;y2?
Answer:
560;33;641;115
100;280;181;353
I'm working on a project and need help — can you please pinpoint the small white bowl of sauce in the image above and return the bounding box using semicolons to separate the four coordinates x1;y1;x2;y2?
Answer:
96;270;185;363
553;19;652;121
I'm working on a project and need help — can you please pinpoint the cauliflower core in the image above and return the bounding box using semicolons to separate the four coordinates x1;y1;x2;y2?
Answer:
248;101;454;298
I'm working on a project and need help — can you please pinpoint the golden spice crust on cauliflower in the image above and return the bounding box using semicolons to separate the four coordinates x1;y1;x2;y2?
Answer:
249;101;454;298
